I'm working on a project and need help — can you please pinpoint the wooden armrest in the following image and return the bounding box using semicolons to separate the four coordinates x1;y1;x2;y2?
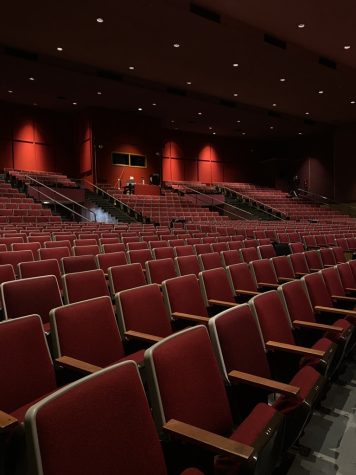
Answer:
266;340;325;357
331;295;356;303
278;277;295;282
125;330;162;343
0;410;18;431
293;320;343;333
314;305;356;317
55;356;101;375
228;370;300;396
163;419;254;460
235;289;260;296
295;272;307;277
309;268;321;272
345;287;356;293
208;299;237;308
257;282;279;289
172;312;209;324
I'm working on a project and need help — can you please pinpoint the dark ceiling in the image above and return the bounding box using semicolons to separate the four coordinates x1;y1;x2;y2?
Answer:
0;0;355;139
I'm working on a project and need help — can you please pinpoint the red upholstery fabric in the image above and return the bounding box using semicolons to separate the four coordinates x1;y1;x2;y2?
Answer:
320;248;337;267
199;252;222;270
337;262;356;289
0;263;15;285
2;275;62;325
175;255;200;277
117;284;172;337
39;246;70;263
200;268;235;304
163;275;209;318
96;251;127;274
101;243;126;253
304;251;323;271
108;263;146;293
303;273;334;308
0;250;34;272
251;259;278;286
63;269;109;304
73;244;100;256
127;249;153;269
289;253;310;275
272;256;295;280
279;280;315;324
227;263;258;293
0;315;56;413
146;258;176;284
230;403;277;446
62;255;97;274
240;247;259;263
221;250;241;267
18;259;62;289
258;245;276;259
174;245;195;257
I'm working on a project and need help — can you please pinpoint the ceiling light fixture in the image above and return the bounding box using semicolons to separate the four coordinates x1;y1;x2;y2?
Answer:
272;103;277;107
344;45;351;50
350;100;355;104
97;91;102;95
72;102;78;106
242;132;246;135
152;103;157;106
305;111;310;115
57;47;63;52
186;81;192;85
96;17;104;23
208;126;213;130
198;112;202;115
173;43;180;48
232;63;239;67
298;23;305;28
129;66;135;70
29;77;35;81
212;132;216;135
138;107;143;111
280;78;286;82
318;90;324;94
270;126;274;130
7;90;13;94
233;93;238;97
236;120;241;123
298;132;303;135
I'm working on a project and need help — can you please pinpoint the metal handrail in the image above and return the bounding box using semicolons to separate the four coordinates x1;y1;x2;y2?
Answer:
175;183;250;221
216;184;285;220
24;175;97;222
25;187;92;222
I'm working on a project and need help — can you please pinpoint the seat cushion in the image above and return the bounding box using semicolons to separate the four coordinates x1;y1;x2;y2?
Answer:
325;318;352;342
118;349;145;366
299;337;333;370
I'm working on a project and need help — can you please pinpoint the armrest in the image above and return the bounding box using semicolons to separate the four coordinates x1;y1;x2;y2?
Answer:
208;299;237;308
125;330;162;343
314;305;356;317
235;289;260;296
55;356;101;375
266;340;325;357
331;295;356;303
257;282;279;289
163;419;254;460
345;287;356;293
172;312;209;324
278;277;295;282
228;370;300;396
0;410;18;432
309;268;321;272
293;320;343;333
295;272;307;277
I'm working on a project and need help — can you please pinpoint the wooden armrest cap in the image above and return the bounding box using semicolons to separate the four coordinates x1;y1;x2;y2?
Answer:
125;330;162;343
55;356;101;374
228;370;300;396
208;299;237;308
0;410;17;431
266;341;325;357
172;312;209;323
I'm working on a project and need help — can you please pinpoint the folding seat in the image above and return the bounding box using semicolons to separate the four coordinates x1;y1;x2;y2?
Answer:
289;252;310;277
18;259;62;289
175;255;200;277
226;262;260;301
249;259;282;290
320;266;356;305
198;252;222;271
315;235;328;247
347;237;356;250
0;243;7;252
304;250;323;271
95;251;127;275
320;247;337;267
174;245;195;257
1;275;62;332
0;236;25;250
249;291;336;379
335;237;349;252
271;256;296;282
148;239;168;249
303;235;318;249
99;236;120;245
73;238;98;247
168;239;185;247
44;239;72;250
346;260;356;288
209;304;325;451
162;275;210;323
220;250;241;267
145;325;284;475
62;255;97;274
289;242;304;254
78;233;99;242
0;263;16;286
127;248;153;269
108;263;146;295
199;268;237;309
145;258;177;285
127;241;149;251
194;243;212;255
101;242;126;253
201;236;216;244
228;240;244;251
0;249;34;276
63;269;110;304
27;235;51;247
11;241;41;259
50;296;146;368
257;244;276;260
25;360;204;475
39;246;71;264
53;233;76;245
152;246;175;260
332;246;347;264
244;239;259;248
141;234;158;243
258;238;271;246
211;242;229;253
73;244;100;256
240;246;259;263
186;237;201;245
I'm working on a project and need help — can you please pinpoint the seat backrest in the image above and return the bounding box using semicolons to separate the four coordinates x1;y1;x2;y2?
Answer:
198;252;222;271
62;255;97;274
0;263;16;286
39;246;71;264
257;245;276;259
18;259;62;288
194;243;212;255
127;249;153;269
145;326;233;433
332;246;346;264
304;250;323;271
199;268;235;305
227;262;258;293
25;361;168;475
249;291;295;346
0;250;34;275
344;261;356;286
44;240;72;250
73;244;100;256
162;274;209;318
271;256;295;280
116;284;172;338
250;259;278;286
96;251;127;274
1;275;62;325
319;248;337;267
108;263;146;295
220;250;241;267
301;273;334;308
211;242;229;253
175;255;200;277
50;296;126;365
0;315;56;414
53;233;76;244
320;267;346;297
209;304;271;382
277;280;316;325
228;240;244;251
12;241;41;258
145;258;176;284
174;245;195;257
63;269;110;304
288;242;304;254
240;247;259;263
289;253;310;275
101;243;126;253
127;241;149;251
152;247;175;260
73;238;98;247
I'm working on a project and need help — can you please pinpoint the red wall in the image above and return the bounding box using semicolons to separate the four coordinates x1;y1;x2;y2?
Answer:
0;102;76;176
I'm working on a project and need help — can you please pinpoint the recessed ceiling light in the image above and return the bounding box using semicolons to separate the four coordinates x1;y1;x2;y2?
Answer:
350;100;355;104
233;93;238;97
236;120;241;123
242;132;246;135
198;112;202;115
232;63;239;68
173;43;180;48
72;102;78;106
270;126;274;130
152;103;157;106
129;66;135;70
29;77;35;81
57;47;63;52
96;17;104;23
272;103;277;107
212;132;216;135
171;120;175;123
298;132;303;135
208;126;213;130
33;102;38;106
318;90;324;94
138;107;143;111
280;78;286;82
298;23;305;29
344;45;351;50
97;91;102;95
186;81;192;85
305;111;310;115
7;90;13;94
